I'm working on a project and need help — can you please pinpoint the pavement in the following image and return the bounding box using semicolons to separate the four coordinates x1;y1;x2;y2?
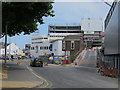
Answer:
1;59;44;88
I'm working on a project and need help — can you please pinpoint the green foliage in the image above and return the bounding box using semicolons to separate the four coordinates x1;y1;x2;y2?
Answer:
70;54;75;62
2;2;54;37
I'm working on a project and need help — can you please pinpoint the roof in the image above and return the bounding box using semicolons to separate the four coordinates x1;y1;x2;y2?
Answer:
50;39;63;43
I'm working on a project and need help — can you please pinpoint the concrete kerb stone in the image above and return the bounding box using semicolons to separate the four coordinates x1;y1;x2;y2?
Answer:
26;81;44;88
26;66;50;88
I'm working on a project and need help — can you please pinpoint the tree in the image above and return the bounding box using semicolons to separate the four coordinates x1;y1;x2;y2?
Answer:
2;2;54;37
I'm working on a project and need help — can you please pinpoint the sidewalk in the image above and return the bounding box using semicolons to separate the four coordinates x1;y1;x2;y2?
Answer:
1;60;44;88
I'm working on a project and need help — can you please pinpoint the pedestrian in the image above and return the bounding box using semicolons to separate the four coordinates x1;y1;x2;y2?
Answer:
11;55;14;61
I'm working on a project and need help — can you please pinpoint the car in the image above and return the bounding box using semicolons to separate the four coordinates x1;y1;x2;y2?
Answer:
30;58;43;67
2;55;11;60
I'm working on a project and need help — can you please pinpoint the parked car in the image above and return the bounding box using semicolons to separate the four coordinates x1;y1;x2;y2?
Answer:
30;58;43;67
2;55;11;60
0;56;2;59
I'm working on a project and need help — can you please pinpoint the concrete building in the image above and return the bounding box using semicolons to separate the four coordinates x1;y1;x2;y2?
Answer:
62;35;84;62
81;18;103;32
48;25;82;39
30;35;51;57
84;31;103;48
30;25;84;57
50;39;65;57
80;18;103;48
24;44;31;56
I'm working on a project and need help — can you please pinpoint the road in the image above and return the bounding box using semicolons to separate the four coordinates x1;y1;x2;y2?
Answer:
79;49;97;68
24;49;118;88
3;49;118;88
28;64;118;88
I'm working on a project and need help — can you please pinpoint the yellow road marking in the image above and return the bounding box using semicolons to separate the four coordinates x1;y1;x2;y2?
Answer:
2;81;42;88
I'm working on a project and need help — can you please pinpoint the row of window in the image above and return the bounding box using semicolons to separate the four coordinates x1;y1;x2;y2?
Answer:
32;37;48;40
50;35;65;37
40;46;49;50
32;42;43;44
62;41;75;50
31;46;49;50
49;26;81;30
49;31;82;33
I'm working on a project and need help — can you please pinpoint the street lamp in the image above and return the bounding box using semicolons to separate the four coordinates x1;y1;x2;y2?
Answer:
4;22;8;65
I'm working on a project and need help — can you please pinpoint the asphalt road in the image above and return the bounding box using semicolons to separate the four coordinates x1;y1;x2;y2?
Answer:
24;50;118;88
29;64;118;88
79;50;97;68
23;56;117;89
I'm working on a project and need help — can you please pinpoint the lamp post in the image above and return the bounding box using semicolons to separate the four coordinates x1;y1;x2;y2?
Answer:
4;22;8;65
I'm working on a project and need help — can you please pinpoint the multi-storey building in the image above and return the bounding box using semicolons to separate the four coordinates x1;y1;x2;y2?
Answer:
80;18;103;48
30;35;51;57
30;25;83;57
84;31;103;48
24;44;31;56
48;25;82;38
81;18;103;32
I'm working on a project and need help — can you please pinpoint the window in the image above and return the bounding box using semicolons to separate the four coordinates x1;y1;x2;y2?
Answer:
40;47;43;50
36;46;38;53
71;41;75;50
46;46;48;50
62;41;66;49
44;38;48;39
44;47;47;50
40;47;42;50
31;47;34;50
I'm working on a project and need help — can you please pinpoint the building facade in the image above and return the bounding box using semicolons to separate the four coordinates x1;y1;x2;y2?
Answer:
80;18;103;48
50;39;65;57
24;44;31;56
81;18;103;32
62;35;84;62
48;25;83;38
30;25;84;57
0;42;24;56
84;31;103;48
30;35;51;57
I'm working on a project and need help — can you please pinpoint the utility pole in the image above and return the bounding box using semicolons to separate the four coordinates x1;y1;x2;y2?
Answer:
4;22;8;65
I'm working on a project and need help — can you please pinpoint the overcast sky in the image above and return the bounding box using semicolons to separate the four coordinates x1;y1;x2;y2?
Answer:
0;1;112;49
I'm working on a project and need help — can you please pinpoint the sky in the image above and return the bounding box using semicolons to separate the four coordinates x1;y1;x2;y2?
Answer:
0;1;112;49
